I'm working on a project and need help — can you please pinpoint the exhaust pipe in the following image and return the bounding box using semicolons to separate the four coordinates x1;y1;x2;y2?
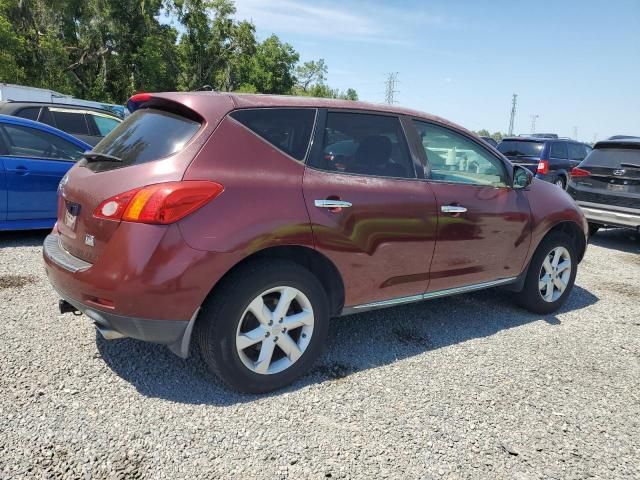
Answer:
59;299;80;315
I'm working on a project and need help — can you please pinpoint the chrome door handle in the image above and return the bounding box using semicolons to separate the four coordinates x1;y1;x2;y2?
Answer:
314;199;352;209
441;205;467;214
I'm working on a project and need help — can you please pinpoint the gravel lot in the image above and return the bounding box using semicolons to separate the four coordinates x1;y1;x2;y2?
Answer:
1;229;639;479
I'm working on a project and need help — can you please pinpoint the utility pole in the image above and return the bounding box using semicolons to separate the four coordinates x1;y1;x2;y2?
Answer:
508;94;517;136
530;114;539;134
384;72;399;104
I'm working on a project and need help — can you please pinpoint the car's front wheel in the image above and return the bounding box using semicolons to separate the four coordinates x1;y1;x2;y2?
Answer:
196;260;329;393
515;232;577;314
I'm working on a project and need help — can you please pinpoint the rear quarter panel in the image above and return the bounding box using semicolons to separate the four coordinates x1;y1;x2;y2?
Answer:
180;116;314;253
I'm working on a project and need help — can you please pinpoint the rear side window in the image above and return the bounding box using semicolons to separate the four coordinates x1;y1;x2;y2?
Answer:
52;110;90;135
91;115;121;136
313;112;414;178
0;124;85;161
231;108;315;161
550;142;568;159
568;143;587;161
87;108;201;171
16;107;41;121
497;140;544;158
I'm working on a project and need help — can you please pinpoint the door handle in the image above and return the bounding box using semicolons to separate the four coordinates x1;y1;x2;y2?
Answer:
13;166;29;176
441;205;467;214
314;199;352;209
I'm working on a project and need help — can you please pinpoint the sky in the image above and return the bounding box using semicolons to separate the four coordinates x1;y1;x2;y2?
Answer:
232;0;640;141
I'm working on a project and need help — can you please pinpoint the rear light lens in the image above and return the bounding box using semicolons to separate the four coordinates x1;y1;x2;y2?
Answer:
537;160;549;175
94;181;224;224
126;93;152;112
571;167;591;177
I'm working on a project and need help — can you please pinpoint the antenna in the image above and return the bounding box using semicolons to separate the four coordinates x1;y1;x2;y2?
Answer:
508;94;517;135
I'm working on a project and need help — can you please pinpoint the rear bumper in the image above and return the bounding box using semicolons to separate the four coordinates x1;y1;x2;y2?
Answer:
577;201;640;229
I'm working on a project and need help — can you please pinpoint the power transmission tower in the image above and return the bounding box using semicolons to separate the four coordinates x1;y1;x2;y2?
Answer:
530;114;539;134
573;126;578;140
508;94;517;136
384;72;399;104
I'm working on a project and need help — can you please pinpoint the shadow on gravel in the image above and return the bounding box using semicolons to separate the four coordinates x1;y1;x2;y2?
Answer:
0;230;49;248
96;285;598;405
589;228;640;255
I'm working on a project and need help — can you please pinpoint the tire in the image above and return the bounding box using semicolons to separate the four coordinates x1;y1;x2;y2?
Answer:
588;223;601;236
515;232;577;314
195;259;329;393
554;176;566;189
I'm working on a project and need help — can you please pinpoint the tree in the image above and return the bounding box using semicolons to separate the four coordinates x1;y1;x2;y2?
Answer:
240;35;298;94
295;59;327;92
477;129;491;137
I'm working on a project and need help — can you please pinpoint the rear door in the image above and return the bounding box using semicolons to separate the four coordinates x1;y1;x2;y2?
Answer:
411;120;531;292
549;141;569;172
0;123;84;220
303;110;438;307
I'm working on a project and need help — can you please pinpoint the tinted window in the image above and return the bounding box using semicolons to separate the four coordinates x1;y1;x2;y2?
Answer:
311;112;414;179
88;108;200;171
550;141;568;159
0;124;85;161
581;147;640;168
414;121;507;187
51;110;90;135
497;140;544;158
568;143;587;161
231;108;315;161
92;115;121;136
16;107;41;121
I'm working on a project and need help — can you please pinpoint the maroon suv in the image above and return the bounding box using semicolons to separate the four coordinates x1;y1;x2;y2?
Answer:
44;93;588;393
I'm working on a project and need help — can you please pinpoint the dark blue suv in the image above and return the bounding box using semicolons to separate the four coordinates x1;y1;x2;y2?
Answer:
497;137;592;189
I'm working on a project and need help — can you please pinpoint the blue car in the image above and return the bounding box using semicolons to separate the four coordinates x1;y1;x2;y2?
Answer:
0;114;90;230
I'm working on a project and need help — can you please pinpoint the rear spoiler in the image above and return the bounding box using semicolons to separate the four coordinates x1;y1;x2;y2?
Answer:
126;93;203;123
594;140;640;150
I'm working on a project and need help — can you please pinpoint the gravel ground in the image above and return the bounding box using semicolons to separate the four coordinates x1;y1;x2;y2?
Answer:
1;229;639;479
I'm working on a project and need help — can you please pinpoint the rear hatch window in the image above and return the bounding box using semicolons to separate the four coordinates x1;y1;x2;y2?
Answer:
497;140;544;158
82;108;201;172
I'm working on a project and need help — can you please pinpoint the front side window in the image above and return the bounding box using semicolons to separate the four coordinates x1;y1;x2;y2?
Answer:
0;124;85;161
313;112;414;179
414;121;508;187
230;108;316;161
550;142;568;159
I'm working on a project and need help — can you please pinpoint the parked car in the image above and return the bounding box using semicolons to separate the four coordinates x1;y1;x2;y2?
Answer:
480;136;498;147
497;136;592;188
567;138;640;235
44;93;588;393
0;114;90;230
0;101;122;146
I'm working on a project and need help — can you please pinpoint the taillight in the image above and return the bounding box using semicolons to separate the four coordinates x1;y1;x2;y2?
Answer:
94;181;224;224
537;160;549;175
126;93;152;112
571;167;591;177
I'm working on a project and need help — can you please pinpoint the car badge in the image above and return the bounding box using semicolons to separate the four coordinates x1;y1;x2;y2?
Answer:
613;169;625;176
84;234;95;247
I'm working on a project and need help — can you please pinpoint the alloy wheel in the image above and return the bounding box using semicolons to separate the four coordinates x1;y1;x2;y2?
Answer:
235;286;314;375
538;246;572;302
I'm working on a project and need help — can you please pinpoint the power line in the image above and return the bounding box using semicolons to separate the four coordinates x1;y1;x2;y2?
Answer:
530;114;539;134
384;72;399;104
508;94;517;136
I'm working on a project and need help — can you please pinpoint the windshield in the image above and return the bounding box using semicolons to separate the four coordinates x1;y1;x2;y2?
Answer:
497;140;544;158
85;108;201;172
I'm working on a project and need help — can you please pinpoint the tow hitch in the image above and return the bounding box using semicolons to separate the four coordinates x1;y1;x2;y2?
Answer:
59;299;81;316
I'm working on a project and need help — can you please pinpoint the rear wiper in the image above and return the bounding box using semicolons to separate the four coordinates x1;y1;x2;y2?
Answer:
620;163;640;169
83;152;123;163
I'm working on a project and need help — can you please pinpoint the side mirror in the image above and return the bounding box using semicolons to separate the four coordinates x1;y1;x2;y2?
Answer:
513;165;533;189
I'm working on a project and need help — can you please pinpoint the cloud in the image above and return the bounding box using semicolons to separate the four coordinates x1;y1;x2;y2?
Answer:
232;0;448;46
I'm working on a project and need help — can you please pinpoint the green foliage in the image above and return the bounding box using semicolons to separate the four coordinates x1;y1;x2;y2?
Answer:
0;0;357;103
476;130;506;142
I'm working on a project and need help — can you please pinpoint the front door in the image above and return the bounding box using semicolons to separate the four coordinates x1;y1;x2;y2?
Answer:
411;120;531;292
303;110;438;308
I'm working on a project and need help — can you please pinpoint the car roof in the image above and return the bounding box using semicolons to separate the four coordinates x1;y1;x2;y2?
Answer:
0;113;92;149
0;100;121;118
594;138;640;149
150;91;471;136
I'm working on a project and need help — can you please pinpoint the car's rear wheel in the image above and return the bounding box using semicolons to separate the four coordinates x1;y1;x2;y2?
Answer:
515;232;577;314
554;176;566;189
196;260;329;393
588;223;602;236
